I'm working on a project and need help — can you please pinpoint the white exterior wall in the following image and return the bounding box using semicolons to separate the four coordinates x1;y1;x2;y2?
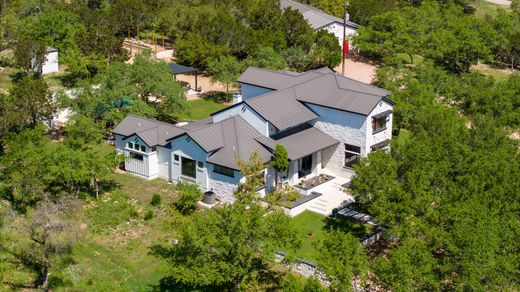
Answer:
366;100;393;153
212;103;270;136
42;51;59;74
157;146;171;180
240;83;274;100
306;103;368;173
322;22;357;47
122;135;157;179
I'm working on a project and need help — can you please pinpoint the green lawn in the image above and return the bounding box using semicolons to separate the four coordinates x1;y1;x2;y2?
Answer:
183;99;229;120
292;211;373;262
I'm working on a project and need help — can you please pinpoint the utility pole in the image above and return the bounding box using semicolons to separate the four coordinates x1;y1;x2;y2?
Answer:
342;2;350;76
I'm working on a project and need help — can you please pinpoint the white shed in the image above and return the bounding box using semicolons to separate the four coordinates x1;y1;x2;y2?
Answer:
34;46;59;75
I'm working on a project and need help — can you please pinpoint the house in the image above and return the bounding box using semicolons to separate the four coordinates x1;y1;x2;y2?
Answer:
280;0;359;46
113;66;394;214
33;47;59;75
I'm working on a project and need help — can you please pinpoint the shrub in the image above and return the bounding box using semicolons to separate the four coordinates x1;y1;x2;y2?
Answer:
144;210;154;220
150;193;161;206
174;182;203;215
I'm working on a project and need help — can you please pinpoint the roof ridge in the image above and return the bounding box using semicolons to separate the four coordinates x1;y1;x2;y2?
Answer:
127;114;183;129
187;115;236;133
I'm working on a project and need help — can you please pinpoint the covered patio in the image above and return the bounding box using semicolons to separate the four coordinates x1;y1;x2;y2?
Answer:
168;63;200;92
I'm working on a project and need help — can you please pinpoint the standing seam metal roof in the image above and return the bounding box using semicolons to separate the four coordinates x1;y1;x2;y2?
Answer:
112;115;186;146
181;116;272;170
244;87;318;130
280;0;360;29
256;124;339;160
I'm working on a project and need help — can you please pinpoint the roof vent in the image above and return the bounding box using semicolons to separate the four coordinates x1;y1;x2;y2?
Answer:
138;122;141;126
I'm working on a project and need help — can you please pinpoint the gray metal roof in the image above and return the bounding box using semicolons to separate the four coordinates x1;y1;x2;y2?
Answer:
256;124;339;160
113;115;185;146
168;63;198;75
280;0;360;30
293;74;385;115
245;87;318;131
238;67;391;116
237;67;326;90
46;46;58;53
185;116;272;170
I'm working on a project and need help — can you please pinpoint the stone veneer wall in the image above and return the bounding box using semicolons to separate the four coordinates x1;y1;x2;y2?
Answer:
306;103;368;173
207;178;237;203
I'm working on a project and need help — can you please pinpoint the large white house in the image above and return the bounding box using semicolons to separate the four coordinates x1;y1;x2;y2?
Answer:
113;67;393;215
280;0;359;46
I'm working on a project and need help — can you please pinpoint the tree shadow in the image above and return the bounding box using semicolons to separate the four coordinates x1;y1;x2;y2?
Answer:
323;216;371;239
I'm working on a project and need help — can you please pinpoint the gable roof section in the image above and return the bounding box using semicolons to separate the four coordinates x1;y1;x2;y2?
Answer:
280;0;359;30
181;116;272;170
238;67;391;116
237;67;326;90
256;124;339;160
113;115;185;146
293;74;385;115
244;88;318;130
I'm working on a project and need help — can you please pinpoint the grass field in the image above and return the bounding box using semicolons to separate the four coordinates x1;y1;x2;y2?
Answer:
0;172;180;290
183;99;229;120
292;211;373;262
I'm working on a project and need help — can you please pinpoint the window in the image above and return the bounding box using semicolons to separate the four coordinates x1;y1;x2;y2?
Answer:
197;161;204;168
214;164;235;177
371;140;389;152
128;142;134;149
130;153;143;161
372;115;388;133
174;154;180;161
344;143;360;168
151;146;156;152
140;145;146;152
181;157;196;178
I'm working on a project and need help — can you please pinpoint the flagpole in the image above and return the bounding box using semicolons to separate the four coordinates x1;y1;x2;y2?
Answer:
342;2;349;76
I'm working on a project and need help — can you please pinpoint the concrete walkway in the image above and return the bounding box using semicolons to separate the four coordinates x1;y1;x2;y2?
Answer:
304;169;355;216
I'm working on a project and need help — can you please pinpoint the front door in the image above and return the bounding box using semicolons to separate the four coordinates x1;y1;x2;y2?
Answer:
298;155;312;178
181;157;196;179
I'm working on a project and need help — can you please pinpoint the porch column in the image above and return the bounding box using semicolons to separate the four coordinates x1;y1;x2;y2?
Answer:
313;151;322;176
289;160;299;185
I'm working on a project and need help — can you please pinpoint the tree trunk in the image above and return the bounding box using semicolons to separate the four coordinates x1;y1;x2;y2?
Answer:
95;177;99;200
39;264;50;291
409;53;414;65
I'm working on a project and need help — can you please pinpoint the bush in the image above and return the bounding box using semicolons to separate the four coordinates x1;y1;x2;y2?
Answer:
144;210;154;220
150;193;162;206
174;182;203;215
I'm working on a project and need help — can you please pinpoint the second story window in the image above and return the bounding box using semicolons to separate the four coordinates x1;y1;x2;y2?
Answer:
371;110;392;133
372;116;387;133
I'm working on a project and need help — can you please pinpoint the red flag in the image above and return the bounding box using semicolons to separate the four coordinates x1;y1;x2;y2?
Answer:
343;40;349;55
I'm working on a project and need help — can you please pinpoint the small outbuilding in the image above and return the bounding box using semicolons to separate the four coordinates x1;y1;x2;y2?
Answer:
33;46;59;75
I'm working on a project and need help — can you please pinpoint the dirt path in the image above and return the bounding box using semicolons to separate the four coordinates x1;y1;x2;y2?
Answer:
485;0;511;6
334;57;378;84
